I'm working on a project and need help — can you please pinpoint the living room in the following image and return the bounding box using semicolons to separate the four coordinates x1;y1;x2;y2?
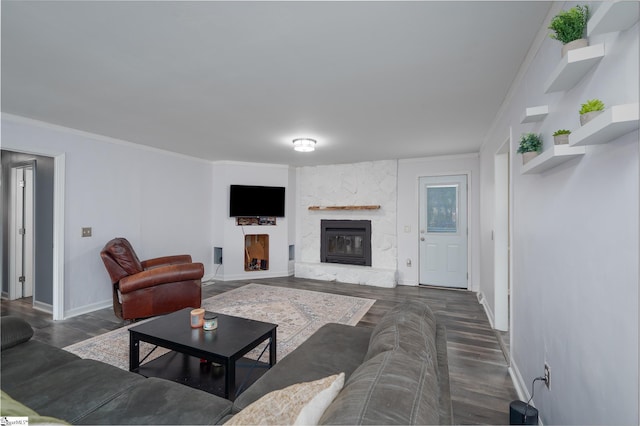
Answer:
1;1;638;425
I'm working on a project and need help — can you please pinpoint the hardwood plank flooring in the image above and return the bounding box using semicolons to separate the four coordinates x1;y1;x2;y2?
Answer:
1;277;518;424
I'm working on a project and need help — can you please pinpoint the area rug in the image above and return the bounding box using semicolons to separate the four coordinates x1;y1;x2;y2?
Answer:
64;283;375;371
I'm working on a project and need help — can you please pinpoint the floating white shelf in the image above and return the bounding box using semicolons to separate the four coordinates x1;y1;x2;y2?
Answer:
588;1;640;36
544;44;605;93
521;144;587;174
521;105;549;123
569;103;639;147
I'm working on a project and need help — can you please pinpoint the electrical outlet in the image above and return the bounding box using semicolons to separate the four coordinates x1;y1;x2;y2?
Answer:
544;362;550;389
406;258;412;267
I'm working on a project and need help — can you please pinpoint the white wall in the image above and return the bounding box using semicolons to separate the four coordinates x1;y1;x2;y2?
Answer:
396;154;480;288
211;161;293;280
479;3;639;424
1;114;214;318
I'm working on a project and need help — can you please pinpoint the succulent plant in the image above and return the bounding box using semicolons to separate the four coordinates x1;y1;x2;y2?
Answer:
552;129;571;136
579;99;605;115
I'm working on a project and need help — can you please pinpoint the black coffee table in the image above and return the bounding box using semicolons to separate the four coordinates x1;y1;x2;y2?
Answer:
129;307;277;400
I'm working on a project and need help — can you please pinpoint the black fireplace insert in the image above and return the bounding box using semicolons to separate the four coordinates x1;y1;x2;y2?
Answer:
320;220;372;266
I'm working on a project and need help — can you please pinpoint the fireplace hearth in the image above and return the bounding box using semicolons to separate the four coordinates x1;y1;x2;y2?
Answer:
320;220;372;266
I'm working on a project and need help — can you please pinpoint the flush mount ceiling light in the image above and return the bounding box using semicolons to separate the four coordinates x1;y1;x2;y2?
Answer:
292;138;316;152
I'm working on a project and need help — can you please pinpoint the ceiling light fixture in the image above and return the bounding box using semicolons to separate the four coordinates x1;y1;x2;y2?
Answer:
292;138;316;152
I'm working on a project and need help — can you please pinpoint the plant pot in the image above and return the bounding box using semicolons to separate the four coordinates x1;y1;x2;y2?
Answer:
580;110;603;126
553;134;569;145
561;38;588;57
522;151;539;164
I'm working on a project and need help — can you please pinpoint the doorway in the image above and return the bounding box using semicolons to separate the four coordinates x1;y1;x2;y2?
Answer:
9;163;35;301
418;175;468;288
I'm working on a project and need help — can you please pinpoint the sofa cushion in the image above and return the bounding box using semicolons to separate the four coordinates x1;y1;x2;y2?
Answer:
6;359;146;423
226;373;344;426
364;300;438;367
77;378;234;425
1;391;68;425
1;340;80;394
319;350;440;425
233;323;371;412
1;316;34;350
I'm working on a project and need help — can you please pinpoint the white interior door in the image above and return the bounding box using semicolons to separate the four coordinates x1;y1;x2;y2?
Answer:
419;175;468;288
9;166;34;300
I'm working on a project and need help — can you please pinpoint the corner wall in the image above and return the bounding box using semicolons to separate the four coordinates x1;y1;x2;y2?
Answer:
479;4;639;424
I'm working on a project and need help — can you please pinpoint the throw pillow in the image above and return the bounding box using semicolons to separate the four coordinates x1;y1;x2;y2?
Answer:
225;373;344;425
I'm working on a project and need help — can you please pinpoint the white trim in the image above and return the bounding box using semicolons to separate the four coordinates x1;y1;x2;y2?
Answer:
1;113;212;165
212;160;291;169
53;154;65;320
509;360;530;403
220;270;292;281
33;300;53;314
397;279;418;286
398;152;479;164
64;299;111;319
478;290;496;329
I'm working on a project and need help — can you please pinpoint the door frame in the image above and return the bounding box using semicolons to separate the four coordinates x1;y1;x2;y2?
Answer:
417;171;472;290
494;138;511;332
3;147;66;320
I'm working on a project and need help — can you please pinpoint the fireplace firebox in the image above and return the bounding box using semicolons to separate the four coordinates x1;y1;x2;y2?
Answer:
320;220;372;266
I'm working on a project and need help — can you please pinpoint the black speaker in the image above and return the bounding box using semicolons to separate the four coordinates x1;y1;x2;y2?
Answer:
509;400;538;425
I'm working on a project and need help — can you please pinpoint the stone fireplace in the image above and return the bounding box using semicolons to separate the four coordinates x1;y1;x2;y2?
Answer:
320;220;372;266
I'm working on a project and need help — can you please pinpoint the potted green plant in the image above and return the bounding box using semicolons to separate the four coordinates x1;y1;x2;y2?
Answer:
517;133;543;164
548;5;590;57
579;99;605;125
552;129;571;145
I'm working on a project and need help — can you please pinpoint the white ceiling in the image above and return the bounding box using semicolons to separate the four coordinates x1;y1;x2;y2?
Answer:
2;1;552;166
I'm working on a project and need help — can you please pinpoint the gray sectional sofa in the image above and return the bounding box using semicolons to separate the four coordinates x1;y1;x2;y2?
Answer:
1;300;452;425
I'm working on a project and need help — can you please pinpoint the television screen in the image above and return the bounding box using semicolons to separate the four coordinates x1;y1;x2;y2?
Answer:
229;185;286;217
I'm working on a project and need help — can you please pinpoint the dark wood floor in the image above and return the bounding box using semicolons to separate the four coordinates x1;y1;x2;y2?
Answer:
1;277;517;425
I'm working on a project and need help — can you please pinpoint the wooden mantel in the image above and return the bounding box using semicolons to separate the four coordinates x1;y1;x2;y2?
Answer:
308;205;381;211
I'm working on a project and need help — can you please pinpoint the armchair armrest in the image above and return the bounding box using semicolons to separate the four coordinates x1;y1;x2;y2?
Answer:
141;255;192;269
1;316;34;351
119;262;204;294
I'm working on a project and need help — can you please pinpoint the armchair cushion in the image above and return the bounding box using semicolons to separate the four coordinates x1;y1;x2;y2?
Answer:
119;263;205;294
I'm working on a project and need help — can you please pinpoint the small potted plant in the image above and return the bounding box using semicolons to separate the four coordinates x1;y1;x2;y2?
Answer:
517;133;543;164
579;99;605;125
548;5;590;57
552;129;571;145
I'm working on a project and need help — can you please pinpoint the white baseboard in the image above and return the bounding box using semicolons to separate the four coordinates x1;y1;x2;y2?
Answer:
64;300;112;319
219;270;292;281
478;291;496;329
33;300;53;314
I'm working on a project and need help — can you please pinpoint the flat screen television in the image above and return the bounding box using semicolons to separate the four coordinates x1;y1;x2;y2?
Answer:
229;185;286;217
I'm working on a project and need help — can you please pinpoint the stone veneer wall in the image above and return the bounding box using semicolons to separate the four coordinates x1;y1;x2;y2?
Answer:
295;160;397;287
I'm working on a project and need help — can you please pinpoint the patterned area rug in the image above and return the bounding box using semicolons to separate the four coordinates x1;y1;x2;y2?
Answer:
64;283;375;370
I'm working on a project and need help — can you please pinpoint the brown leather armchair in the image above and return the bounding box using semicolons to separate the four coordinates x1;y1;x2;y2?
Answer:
100;237;204;321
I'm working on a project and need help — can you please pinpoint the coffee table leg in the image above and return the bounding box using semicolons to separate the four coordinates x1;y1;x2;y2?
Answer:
225;359;235;400
269;330;277;366
129;333;140;372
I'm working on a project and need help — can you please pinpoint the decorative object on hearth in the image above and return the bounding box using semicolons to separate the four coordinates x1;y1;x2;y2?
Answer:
548;4;590;57
517;133;543;164
579;98;605;125
292;138;316;152
552;129;571;145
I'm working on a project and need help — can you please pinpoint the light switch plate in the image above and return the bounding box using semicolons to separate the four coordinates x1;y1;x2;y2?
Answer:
82;227;92;237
